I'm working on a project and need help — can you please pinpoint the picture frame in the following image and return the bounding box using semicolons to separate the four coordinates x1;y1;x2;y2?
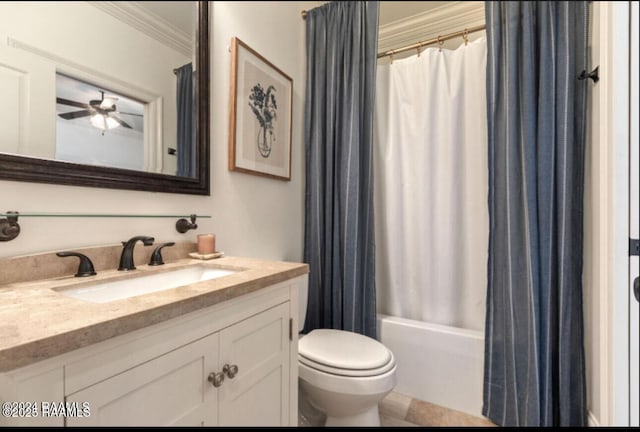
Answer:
228;37;293;181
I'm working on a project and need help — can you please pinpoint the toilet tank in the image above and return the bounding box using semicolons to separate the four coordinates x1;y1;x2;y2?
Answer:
299;277;308;333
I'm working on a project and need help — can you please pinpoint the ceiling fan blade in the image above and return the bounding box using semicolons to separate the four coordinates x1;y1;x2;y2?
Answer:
112;116;133;129
58;110;93;120
56;97;90;109
117;111;144;117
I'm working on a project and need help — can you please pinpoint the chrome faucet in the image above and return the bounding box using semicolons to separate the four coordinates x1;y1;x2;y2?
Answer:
118;236;155;271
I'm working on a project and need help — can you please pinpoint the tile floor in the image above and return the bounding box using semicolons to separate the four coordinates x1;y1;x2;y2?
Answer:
299;390;495;427
379;392;495;427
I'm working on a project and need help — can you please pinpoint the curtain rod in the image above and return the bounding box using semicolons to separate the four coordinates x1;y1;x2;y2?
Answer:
378;24;486;59
301;11;484;59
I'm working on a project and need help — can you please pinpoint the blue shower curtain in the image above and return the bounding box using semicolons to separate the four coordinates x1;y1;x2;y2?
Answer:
483;1;589;426
176;63;194;178
303;1;379;338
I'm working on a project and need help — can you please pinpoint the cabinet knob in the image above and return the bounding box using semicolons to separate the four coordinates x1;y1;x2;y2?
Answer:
223;364;239;379
208;372;224;387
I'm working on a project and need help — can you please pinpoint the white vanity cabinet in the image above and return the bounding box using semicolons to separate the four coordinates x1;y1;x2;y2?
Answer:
67;331;220;426
0;276;303;427
217;302;290;426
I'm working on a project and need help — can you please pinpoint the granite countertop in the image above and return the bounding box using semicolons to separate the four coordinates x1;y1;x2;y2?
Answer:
0;255;308;372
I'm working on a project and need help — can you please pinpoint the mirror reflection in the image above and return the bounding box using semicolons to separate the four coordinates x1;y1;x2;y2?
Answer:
0;1;197;178
56;74;146;172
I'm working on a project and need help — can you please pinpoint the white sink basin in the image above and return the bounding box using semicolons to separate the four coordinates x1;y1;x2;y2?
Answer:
56;265;238;303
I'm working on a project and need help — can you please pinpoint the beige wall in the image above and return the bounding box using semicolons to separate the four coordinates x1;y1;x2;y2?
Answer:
582;1;603;420
0;1;308;262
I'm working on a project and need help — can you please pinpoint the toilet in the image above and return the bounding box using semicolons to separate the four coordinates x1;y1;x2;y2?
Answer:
297;285;397;426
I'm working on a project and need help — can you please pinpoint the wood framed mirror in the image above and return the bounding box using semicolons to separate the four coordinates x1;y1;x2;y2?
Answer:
0;1;209;195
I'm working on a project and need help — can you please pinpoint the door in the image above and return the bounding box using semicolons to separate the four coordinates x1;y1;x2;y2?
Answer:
629;0;639;426
218;302;290;426
0;44;56;157
66;332;219;426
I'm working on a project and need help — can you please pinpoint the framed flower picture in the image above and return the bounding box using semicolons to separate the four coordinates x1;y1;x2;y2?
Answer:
228;37;293;181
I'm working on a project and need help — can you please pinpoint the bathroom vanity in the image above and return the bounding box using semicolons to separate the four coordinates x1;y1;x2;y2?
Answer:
0;249;307;426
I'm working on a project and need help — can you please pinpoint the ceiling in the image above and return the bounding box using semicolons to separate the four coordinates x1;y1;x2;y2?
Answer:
379;1;449;26
307;1;452;26
134;1;195;35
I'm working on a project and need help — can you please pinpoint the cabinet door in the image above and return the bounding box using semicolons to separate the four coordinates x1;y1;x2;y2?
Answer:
218;302;290;426
66;332;219;427
0;367;64;427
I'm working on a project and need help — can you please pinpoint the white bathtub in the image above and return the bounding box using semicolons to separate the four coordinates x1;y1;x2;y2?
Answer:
377;314;485;417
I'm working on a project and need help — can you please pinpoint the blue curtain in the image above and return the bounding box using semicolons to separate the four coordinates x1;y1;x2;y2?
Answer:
303;1;379;338
176;63;195;178
483;1;589;426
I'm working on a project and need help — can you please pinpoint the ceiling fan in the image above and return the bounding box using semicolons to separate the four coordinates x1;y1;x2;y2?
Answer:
56;91;142;131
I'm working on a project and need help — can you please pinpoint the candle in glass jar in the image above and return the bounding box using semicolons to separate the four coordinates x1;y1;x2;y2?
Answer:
197;234;216;254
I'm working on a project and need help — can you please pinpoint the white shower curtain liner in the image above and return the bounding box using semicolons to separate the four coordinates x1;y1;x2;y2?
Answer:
374;37;489;331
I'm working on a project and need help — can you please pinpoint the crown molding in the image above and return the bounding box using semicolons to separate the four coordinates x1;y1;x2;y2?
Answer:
378;1;485;53
90;1;193;57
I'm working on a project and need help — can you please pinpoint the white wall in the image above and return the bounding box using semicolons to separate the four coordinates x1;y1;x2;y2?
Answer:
55;121;144;172
0;1;308;263
629;2;640;426
205;1;307;261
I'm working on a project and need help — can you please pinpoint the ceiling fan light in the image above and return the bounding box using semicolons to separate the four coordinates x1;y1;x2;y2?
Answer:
105;116;119;129
90;113;120;130
90;113;106;130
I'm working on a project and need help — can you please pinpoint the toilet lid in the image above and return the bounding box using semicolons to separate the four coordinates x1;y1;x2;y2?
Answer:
298;352;396;377
298;329;392;370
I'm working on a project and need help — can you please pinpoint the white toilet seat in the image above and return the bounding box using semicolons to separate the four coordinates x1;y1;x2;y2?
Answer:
298;352;396;377
299;329;392;370
298;329;397;394
299;358;397;396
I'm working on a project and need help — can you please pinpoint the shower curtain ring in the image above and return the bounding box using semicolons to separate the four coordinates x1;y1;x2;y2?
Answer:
416;46;421;57
437;36;444;52
463;29;469;46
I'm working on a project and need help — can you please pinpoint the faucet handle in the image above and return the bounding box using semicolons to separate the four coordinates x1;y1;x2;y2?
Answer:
149;242;175;266
56;252;97;277
176;214;198;233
